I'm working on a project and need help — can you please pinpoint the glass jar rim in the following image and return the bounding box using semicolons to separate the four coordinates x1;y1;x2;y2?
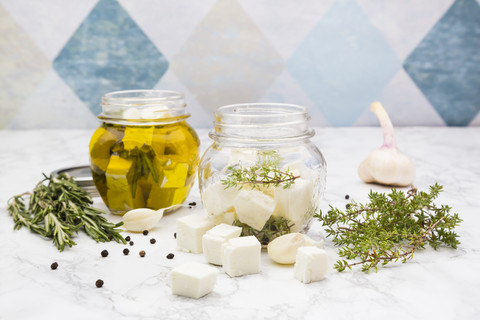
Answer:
210;103;314;143
98;89;189;125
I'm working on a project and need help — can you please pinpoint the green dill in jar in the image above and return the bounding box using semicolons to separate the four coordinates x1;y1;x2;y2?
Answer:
89;90;199;215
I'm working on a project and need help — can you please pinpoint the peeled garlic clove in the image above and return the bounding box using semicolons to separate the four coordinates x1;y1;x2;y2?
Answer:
267;233;307;265
358;102;415;187
122;208;163;232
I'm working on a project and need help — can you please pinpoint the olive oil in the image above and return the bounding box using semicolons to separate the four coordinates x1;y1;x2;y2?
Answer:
89;121;199;214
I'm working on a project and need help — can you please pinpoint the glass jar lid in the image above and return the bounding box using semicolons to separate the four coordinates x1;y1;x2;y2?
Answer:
98;90;189;125
210;103;315;144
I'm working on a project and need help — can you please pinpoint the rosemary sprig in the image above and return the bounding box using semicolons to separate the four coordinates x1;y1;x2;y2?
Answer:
114;144;160;198
7;174;126;252
315;183;462;272
222;150;299;190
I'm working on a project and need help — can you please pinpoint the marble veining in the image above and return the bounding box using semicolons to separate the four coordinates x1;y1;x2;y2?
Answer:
0;128;479;320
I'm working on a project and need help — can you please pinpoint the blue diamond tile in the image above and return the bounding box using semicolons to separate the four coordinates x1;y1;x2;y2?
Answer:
286;0;400;126
53;0;168;115
404;0;480;126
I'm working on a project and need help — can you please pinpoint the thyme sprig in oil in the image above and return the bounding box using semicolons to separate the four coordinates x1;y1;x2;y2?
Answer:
222;150;299;190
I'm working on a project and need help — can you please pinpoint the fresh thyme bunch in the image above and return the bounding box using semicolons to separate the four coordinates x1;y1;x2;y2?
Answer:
7;174;126;251
315;183;461;272
222;150;299;190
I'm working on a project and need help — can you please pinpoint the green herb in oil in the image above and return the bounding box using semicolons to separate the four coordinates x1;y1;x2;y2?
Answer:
315;183;462;273
7;174;126;252
234;216;293;245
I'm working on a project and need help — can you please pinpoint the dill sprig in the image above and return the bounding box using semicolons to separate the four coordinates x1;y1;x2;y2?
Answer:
315;183;462;272
222;150;299;190
7;174;126;252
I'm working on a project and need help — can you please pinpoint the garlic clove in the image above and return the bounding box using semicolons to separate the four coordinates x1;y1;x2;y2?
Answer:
122;208;163;232
358;102;415;187
122;204;188;232
267;233;307;265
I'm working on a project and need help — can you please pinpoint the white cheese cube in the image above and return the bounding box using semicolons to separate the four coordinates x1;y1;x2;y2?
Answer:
122;107;142;119
221;236;261;277
294;247;328;283
140;106;170;119
202;181;240;217
171;262;218;299
176;214;214;253
202;224;242;265
233;189;275;231
274;178;314;232
211;210;237;225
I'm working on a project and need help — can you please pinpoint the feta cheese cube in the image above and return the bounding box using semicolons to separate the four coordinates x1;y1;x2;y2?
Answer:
202;224;242;265
233;189;275;231
211;210;237;226
176;214;214;253
221;236;261;277
171;262;218;299
122;126;154;150
202;181;239;217
294;247;328;283
274;178;314;232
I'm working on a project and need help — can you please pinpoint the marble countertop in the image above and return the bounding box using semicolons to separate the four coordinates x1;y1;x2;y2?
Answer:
0;127;479;320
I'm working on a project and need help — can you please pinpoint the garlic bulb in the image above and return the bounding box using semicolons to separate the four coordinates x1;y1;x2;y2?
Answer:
358;102;415;187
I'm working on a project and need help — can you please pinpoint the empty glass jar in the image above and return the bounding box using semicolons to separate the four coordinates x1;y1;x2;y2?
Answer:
198;103;326;244
89;90;200;215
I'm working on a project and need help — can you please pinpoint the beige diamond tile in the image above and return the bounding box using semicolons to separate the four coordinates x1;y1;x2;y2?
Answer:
0;4;50;128
171;0;284;112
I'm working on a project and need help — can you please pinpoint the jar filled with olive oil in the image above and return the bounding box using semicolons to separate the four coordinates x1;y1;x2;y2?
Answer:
89;90;200;215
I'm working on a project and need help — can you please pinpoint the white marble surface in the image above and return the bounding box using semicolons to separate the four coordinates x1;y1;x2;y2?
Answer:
0;127;479;320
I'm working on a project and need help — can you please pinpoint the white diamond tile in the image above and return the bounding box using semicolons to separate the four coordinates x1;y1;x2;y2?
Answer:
260;70;328;127
8;70;98;129
239;0;336;60
0;0;98;60
354;69;446;126
154;71;213;128
119;0;217;59
357;0;455;60
469;111;480;126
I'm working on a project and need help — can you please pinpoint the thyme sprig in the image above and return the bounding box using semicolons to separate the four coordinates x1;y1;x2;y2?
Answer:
222;150;299;190
7;174;126;252
315;183;462;272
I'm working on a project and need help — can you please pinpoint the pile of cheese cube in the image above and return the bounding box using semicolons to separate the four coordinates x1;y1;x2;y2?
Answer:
171;214;328;299
202;160;316;233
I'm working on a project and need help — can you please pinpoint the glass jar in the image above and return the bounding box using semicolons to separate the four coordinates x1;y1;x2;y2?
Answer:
198;103;326;244
89;90;200;215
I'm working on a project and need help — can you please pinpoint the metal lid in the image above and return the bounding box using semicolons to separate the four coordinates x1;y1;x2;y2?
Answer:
51;166;99;196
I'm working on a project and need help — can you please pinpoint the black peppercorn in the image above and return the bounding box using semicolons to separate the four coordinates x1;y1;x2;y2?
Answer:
129;241;134;246
143;230;149;236
50;262;58;270
125;236;131;242
174;232;176;239
95;279;104;288
150;238;156;244
166;253;174;259
345;194;350;200
123;248;130;255
101;250;109;257
108;235;113;241
188;201;196;206
139;250;146;257
346;204;351;209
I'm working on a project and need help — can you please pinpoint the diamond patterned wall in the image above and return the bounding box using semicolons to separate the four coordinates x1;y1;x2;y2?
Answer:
1;0;479;128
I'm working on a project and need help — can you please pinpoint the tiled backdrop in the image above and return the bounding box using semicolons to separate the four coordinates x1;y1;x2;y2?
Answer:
1;0;479;129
